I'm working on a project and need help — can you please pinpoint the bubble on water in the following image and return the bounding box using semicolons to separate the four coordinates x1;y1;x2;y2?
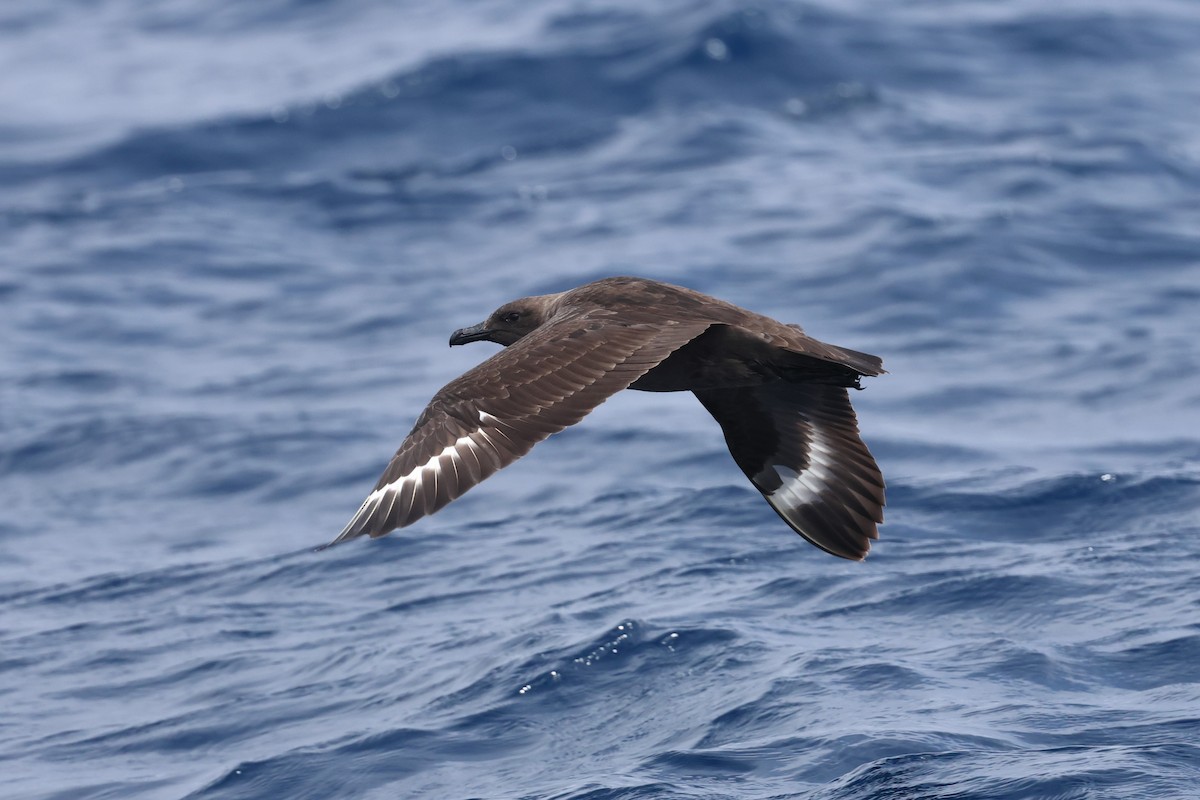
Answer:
704;38;729;61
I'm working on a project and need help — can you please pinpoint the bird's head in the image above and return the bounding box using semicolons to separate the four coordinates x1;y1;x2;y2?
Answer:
449;295;554;347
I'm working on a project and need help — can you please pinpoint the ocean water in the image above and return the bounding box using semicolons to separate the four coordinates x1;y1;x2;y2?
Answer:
3;0;1200;797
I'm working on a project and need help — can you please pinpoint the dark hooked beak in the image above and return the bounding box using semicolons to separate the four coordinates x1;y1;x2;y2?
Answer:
449;322;493;346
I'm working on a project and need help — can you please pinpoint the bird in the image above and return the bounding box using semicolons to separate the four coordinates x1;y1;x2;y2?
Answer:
325;276;885;560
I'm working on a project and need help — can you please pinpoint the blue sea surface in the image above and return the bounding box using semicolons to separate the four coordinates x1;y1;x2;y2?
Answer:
3;1;1200;798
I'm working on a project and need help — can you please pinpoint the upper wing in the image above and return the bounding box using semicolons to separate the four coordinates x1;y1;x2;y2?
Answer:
695;382;885;560
324;313;711;548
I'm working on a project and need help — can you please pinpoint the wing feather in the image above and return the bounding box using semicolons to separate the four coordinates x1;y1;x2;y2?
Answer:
695;382;885;560
324;312;710;547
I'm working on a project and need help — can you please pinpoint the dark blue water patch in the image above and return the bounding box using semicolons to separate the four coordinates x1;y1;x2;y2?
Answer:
414;619;742;720
545;619;736;676
0;412;330;506
40;49;640;186
189;725;535;800
642;748;757;776
531;785;685;800
373;585;494;616
654;8;876;107
1074;635;1200;692
18;368;125;393
5;548;308;608
818;742;1200;800
193;366;348;399
39;779;181;800
0;414;207;475
15;5;909;200
1015;715;1200;752
1081;440;1200;472
1034;209;1200;274
867;438;989;468
828;660;929;691
791;732;1019;786
540;482;760;533
256;175;499;230
815;572;1105;627
693;680;823;751
982;10;1196;62
891;473;1200;542
970;642;1090;692
130;0;354;36
51;652;262;702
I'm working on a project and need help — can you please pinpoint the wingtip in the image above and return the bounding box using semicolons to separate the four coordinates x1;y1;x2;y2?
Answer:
316;520;363;552
828;541;872;562
761;490;880;562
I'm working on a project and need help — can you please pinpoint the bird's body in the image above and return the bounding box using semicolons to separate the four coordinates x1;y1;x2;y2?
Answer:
328;277;885;560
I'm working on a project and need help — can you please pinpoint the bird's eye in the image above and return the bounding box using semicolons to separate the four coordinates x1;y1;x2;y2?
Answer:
501;312;521;324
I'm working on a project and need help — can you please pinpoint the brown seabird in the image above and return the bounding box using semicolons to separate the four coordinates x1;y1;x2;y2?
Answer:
326;276;885;560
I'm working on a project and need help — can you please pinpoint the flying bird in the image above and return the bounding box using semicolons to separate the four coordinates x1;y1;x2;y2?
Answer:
326;276;885;559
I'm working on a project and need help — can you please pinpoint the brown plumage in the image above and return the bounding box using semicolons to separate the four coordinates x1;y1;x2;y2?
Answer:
326;276;886;560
